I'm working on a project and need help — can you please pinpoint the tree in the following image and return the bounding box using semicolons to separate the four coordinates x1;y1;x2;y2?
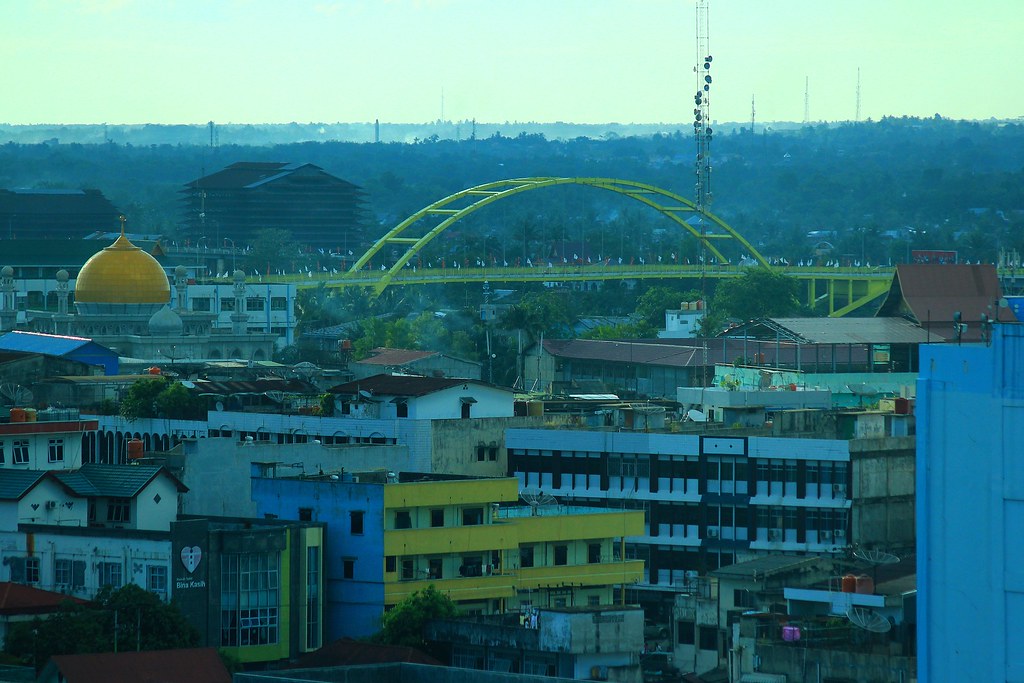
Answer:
374;585;457;655
119;377;169;419
120;378;206;420
711;268;804;325
5;584;200;670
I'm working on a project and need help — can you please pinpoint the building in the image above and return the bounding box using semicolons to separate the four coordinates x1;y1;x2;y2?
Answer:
659;300;706;339
426;606;645;679
0;188;121;240
917;323;1024;682
0;330;119;375
170;516;326;666
180;162;367;249
350;348;482;381
251;472;645;641
0;409;98;471
876;263;1012;342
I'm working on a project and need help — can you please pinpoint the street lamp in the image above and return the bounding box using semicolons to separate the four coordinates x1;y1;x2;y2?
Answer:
223;237;236;272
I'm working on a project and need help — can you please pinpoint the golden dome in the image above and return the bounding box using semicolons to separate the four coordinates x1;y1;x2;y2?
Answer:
75;233;170;304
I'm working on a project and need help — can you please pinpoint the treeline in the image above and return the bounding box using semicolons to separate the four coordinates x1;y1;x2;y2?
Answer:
1;116;1023;265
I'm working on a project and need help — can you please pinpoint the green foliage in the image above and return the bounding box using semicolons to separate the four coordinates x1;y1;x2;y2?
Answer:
4;584;199;670
374;585;457;653
500;292;573;342
633;286;701;328
119;378;206;420
711;268;804;325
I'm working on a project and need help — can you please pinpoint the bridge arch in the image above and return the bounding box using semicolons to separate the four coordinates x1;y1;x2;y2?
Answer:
350;177;768;293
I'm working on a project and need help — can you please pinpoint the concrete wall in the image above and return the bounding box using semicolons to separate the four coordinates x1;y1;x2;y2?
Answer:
850;437;916;553
749;643;915;683
236;662;581;683
430;415;558;477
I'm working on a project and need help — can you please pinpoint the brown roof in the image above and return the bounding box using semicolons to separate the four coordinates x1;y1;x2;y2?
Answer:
0;582;86;615
43;648;230;683
542;338;733;368
360;348;438;366
877;264;1011;340
329;373;500;397
287;638;442;669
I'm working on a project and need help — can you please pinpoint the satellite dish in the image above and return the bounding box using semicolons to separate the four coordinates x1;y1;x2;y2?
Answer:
181;380;196;389
0;383;33;407
520;490;557;514
215;401;225;412
358;389;373;400
846;383;878;397
687;409;707;423
264;391;286;403
846;607;892;633
853;548;901;565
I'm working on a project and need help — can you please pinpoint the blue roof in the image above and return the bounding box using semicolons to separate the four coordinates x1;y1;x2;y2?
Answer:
0;331;93;356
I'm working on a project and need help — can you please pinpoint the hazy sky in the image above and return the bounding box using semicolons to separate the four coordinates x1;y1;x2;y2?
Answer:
2;0;1020;126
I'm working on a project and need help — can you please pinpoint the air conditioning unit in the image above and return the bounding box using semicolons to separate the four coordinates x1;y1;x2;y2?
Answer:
832;484;846;497
768;529;782;541
834;529;846;540
45;501;57;510
819;530;833;543
706;528;719;539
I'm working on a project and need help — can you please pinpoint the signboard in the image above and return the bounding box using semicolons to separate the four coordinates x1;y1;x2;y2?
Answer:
911;249;957;264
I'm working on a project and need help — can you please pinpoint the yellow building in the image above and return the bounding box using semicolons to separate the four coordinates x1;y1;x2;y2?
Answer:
382;477;645;614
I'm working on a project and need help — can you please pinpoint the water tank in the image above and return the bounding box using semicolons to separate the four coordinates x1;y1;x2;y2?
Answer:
781;625;801;642
855;574;874;594
148;366;162;375
127;439;144;460
23;408;37;422
10;408;26;423
841;574;857;593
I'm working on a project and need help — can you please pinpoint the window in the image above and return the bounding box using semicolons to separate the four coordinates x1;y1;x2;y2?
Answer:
13;440;29;465
343;558;355;579
0;442;4;463
588;595;601;606
677;620;696;645
246;297;265;311
733;589;754;609
48;439;64;463
554;545;568;566
431;509;444;528
385;556;397;573
55;558;72;586
98;561;123;588
428;558;443;579
401;559;414;580
107;498;131;523
220;552;280;646
520;546;535;568
395;400;408;418
698;626;718;651
270;296;288;311
192;297;212;311
395;510;411;529
147;565;168;595
588;543;602;564
220;298;235;312
306;546;321;650
350;511;364;535
476;445;486;462
489;446;498;461
298;507;313;522
462;507;484;526
25;558;39;584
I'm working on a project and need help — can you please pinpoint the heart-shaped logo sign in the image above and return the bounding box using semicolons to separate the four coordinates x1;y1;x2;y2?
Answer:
180;546;202;573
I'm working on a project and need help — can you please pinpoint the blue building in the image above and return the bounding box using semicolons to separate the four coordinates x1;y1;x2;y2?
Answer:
0;330;118;375
917;324;1024;682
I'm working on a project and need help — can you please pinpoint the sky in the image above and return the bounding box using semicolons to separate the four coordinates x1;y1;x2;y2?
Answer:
1;0;1020;126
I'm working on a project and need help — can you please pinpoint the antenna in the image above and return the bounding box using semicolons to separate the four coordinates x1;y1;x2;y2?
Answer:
846;607;892;633
693;0;712;388
264;390;286;404
0;383;33;408
855;67;861;122
750;94;755;135
520;489;557;516
803;76;810;123
687;408;708;423
852;547;901;565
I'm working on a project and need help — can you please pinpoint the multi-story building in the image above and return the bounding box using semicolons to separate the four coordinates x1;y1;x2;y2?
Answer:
0;409;98;470
251;472;645;641
917;323;1024;682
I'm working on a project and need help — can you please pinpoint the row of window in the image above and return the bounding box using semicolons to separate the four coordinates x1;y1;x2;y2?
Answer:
191;296;289;312
0;438;63;464
9;556;166;593
393;507;484;530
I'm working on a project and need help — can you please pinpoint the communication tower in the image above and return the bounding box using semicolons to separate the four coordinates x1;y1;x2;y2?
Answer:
804;76;810;123
856;67;862;121
693;0;712;386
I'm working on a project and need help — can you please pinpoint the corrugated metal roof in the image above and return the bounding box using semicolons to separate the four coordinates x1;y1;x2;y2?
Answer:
754;317;936;344
56;464;186;498
711;554;824;580
361;348;438;366
0;331;93;356
0;470;47;500
329;373;496;397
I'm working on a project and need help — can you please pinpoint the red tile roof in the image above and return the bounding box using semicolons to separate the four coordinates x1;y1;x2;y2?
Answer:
0;582;86;615
43;648;230;683
360;348;438;366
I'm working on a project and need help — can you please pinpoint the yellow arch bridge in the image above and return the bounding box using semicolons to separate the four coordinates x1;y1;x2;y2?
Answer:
267;177;895;317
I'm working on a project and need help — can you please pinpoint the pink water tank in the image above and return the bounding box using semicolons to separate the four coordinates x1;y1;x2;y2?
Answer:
781;625;801;642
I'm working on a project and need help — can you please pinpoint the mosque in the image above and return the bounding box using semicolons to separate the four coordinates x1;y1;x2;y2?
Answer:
0;226;276;364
